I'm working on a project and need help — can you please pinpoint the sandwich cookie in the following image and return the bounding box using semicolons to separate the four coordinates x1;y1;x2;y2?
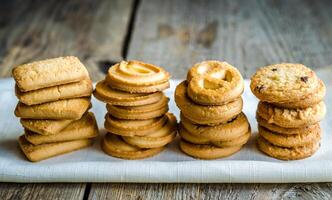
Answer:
175;81;243;125
101;133;164;160
186;60;244;105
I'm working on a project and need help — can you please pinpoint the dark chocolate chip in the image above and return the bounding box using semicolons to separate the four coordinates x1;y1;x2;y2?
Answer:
300;76;308;83
256;85;265;92
271;68;277;72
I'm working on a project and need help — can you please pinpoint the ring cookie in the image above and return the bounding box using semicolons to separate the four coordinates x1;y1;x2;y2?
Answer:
106;60;170;93
94;80;163;106
122;113;177;148
175;81;242;125
106;96;169;120
257;101;326;128
101;133;164;159
13;56;89;92
250;63;322;108
15;97;91;120
257;136;320;160
187;60;244;105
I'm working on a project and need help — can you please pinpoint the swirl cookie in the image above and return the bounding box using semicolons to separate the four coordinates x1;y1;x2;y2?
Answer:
187;61;244;105
16;79;93;106
257;136;320;160
94;80;163;106
256;115;320;135
257;101;326;128
104;114;167;137
106;95;169;119
258;126;320;148
12;56;89;92
180;112;249;141
15;97;91;120
106;60;170;93
122;113;177;148
175;81;243;125
101;133;164;159
179;140;242;160
250;63;322;108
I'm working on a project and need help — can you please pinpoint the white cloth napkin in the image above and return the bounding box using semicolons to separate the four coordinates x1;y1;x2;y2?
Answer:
0;69;331;183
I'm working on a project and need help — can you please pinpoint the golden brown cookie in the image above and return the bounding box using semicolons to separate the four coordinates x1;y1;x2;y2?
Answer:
15;97;91;120
21;118;74;135
250;63;322;108
179;140;242;160
18;136;93;162
106;60;170;93
94;80;163;106
101;133;164;159
256;101;326;128
106;96;169;120
258;126;320;148
181;112;249;141
186;60;244;105
13;56;89;92
25;112;99;145
256;136;320;160
175;81;243;125
256;115;320;135
16;79;93;105
104;114;168;137
122;113;177;148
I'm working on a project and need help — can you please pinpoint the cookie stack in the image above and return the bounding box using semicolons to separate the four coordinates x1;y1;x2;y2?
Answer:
13;56;98;162
175;61;251;159
251;63;326;160
94;60;177;159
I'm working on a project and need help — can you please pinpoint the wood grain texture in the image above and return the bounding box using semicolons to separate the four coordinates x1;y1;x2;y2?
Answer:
127;0;332;79
0;0;134;80
0;183;86;200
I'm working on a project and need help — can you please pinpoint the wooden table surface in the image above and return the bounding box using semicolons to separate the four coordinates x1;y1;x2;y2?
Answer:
1;0;332;199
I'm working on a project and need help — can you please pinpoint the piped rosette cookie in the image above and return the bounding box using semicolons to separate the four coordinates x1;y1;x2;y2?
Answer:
251;63;326;160
94;60;177;159
175;60;250;159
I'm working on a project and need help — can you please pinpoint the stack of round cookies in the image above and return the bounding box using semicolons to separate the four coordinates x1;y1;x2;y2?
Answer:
251;63;326;160
94;60;177;159
12;57;98;162
175;60;251;159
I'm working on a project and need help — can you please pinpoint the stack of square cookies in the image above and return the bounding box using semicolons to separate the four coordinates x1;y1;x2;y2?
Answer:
251;63;326;160
12;56;98;162
175;61;251;159
94;60;177;159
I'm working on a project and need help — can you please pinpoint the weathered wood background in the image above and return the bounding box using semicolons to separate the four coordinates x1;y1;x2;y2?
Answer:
1;0;332;199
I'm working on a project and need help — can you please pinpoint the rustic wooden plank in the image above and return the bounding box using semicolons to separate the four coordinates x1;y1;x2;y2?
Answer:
0;183;86;200
126;0;332;79
0;0;134;80
89;0;332;199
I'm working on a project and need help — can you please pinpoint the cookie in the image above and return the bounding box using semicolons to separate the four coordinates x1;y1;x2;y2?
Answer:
13;56;89;92
256;115;320;135
94;80;163;106
122;113;177;148
25;112;98;145
256;136;320;160
15;97;91;120
179;140;242;160
104;114;167;137
106;60;170;93
18;136;92;162
179;124;250;147
257;101;326;128
101;133;164;159
21;118;73;135
16;79;92;106
250;63;322;107
186;60;244;105
258;125;320;148
181;112;249;141
175;81;243;125
106;96;169;120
